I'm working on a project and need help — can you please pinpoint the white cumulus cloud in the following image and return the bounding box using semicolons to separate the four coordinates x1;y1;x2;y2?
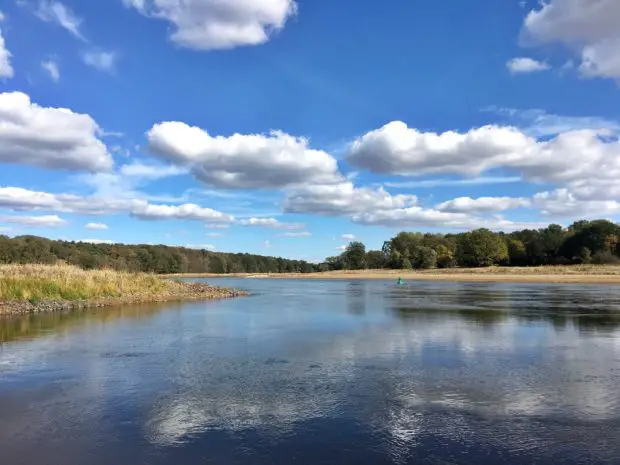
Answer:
0;186;235;225
0;214;66;227
436;197;531;213
521;0;620;79
352;207;545;231
507;57;550;74
346;121;620;186
533;189;620;217
0;92;113;172
130;202;233;223
341;234;356;240
123;0;297;50
147;122;341;189
284;182;417;216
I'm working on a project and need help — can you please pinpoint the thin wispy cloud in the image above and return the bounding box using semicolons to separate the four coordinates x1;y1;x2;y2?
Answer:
82;50;118;73
485;107;620;137
35;1;85;40
41;59;60;82
384;177;522;189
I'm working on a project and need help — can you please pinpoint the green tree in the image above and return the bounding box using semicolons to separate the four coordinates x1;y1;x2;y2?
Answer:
365;250;386;269
325;256;344;271
412;246;437;269
387;232;423;258
435;244;455;268
342;241;367;270
562;220;620;260
578;247;592;264
507;238;527;266
401;257;413;270
456;229;509;267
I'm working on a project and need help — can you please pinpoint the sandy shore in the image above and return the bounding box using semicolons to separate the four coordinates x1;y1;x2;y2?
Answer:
162;266;620;285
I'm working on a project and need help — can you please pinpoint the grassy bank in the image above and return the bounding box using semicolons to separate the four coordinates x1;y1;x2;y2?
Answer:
0;264;246;316
162;265;620;284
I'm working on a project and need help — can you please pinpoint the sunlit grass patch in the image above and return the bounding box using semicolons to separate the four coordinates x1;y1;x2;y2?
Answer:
0;264;181;301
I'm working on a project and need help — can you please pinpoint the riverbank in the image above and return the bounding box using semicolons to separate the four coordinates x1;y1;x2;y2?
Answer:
162;265;620;284
0;264;246;316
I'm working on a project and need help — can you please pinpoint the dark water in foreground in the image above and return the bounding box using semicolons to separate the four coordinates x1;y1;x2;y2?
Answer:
1;280;620;465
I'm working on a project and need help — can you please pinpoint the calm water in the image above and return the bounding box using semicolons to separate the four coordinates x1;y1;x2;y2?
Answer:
1;279;620;465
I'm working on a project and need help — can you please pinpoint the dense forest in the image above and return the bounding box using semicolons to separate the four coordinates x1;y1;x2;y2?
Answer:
0;235;316;274
3;219;620;274
321;219;620;271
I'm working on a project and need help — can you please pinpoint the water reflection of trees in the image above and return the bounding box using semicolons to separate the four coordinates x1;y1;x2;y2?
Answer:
387;283;620;331
0;303;178;344
393;306;510;326
346;281;368;315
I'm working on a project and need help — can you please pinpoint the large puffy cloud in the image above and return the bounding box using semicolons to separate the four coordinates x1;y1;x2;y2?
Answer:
238;217;304;230
147;122;341;189
436;197;531;214
522;0;620;79
567;180;620;202
346;121;620;185
283;182;417;216
0;92;113;172
533;189;620;217
0;214;66;227
347;121;532;176
0;186;234;224
123;0;296;50
131;203;232;222
281;181;533;230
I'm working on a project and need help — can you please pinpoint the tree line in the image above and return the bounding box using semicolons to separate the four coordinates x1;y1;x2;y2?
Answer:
0;235;316;274
320;219;620;271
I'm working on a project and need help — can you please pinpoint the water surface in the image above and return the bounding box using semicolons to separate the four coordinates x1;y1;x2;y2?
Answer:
1;279;620;464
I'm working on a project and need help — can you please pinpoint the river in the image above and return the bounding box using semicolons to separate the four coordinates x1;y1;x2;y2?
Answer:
1;279;620;464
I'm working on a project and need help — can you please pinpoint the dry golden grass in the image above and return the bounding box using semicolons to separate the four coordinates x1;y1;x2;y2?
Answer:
0;264;181;302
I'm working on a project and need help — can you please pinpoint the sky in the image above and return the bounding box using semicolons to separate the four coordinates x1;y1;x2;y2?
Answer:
0;0;620;263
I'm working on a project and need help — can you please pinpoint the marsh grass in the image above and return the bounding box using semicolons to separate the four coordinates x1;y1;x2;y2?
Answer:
0;264;182;301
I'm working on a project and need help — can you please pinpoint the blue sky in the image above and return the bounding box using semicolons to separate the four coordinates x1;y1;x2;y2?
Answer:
1;0;620;262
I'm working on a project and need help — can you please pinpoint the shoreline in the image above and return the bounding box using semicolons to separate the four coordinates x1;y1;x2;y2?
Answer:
161;266;620;285
0;282;247;317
